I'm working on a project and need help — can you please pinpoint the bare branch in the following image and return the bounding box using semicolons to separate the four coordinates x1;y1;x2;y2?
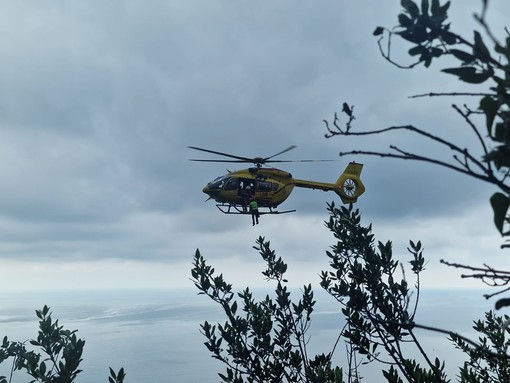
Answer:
409;92;491;99
451;104;491;163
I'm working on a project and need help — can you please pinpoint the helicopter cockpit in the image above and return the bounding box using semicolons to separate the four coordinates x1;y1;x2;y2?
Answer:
206;175;229;191
206;176;257;192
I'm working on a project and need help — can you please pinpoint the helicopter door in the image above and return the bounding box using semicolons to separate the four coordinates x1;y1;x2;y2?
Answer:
237;179;256;194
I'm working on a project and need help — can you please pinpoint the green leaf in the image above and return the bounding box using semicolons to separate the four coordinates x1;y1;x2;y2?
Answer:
490;192;510;234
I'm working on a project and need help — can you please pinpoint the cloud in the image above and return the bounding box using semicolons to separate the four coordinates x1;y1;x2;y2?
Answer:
0;1;506;290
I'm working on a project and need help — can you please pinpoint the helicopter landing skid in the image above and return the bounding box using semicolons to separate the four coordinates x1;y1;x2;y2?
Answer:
216;204;296;215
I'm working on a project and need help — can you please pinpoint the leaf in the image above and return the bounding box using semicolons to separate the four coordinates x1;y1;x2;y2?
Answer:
460;71;492;84
401;0;420;18
421;0;429;15
473;31;491;62
408;45;426;57
494;122;507;143
442;29;457;45
449;48;475;63
373;26;384;36
490;192;510;234
440;1;451;14
479;96;499;136
398;13;413;28
430;46;443;57
431;0;440;16
398;26;428;44
495;37;510;59
441;66;492;84
441;66;477;77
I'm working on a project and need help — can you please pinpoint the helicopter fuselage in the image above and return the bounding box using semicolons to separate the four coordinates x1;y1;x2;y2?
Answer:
202;163;365;210
190;146;365;214
203;168;295;208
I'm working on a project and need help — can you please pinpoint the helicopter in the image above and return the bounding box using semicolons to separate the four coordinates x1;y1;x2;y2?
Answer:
189;145;365;215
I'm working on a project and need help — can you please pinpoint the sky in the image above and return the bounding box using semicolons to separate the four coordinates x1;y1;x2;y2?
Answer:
0;0;508;296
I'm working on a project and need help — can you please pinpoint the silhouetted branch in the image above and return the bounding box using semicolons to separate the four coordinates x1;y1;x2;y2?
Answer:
409;92;491;98
324;102;356;138
440;259;510;306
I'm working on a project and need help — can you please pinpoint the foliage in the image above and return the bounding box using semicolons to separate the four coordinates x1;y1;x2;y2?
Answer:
191;237;344;383
0;305;125;383
321;203;449;383
451;311;510;383
193;204;510;383
325;0;510;243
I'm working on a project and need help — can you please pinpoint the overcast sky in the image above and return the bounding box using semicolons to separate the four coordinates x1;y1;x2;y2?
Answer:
0;1;508;294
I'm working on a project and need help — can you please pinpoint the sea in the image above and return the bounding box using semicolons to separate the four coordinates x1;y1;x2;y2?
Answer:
0;288;497;382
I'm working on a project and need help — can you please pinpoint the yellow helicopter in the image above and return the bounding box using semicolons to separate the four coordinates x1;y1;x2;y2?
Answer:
189;146;365;214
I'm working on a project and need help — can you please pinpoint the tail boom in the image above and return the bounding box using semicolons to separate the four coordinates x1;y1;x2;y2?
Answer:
291;162;365;204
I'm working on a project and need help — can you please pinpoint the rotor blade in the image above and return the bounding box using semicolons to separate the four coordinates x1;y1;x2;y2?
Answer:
293;159;337;163
264;159;337;163
188;146;253;162
189;159;252;163
263;145;297;161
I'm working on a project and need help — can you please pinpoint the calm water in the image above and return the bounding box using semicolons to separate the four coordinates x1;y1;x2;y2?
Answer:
0;288;495;382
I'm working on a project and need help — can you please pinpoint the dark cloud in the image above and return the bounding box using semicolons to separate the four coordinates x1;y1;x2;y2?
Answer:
0;0;505;284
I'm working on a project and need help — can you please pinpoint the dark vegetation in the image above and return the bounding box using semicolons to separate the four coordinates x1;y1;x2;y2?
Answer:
0;305;125;383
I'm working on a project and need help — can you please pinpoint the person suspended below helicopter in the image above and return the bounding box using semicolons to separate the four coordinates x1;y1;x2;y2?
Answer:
249;198;260;226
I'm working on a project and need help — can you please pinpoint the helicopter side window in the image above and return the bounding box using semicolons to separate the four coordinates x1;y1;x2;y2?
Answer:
257;181;273;192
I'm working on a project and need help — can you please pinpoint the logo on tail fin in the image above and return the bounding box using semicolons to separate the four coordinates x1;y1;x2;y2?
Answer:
335;162;365;203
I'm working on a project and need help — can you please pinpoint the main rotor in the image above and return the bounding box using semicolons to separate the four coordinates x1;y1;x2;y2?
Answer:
188;145;333;168
188;145;298;168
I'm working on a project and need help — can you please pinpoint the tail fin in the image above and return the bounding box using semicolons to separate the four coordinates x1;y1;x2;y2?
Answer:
335;162;365;204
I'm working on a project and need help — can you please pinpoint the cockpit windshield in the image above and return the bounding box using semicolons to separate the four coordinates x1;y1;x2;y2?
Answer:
207;176;230;190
